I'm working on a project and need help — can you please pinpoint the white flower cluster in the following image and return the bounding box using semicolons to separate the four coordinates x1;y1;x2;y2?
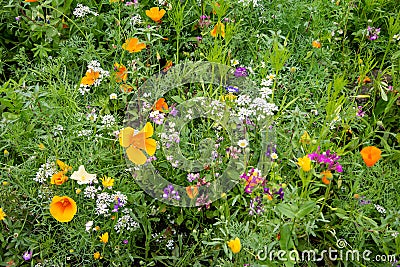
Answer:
260;78;273;99
34;161;56;183
73;4;99;18
77;129;93;137
84;185;100;199
94;191;128;216
235;96;278;121
130;14;142;26
166;239;175;250
101;114;116;128
233;76;278;121
149;110;165;125
54;124;64;136
79;60;110;95
374;204;386;214
237;0;259;7
114;214;139;233
159;121;180;148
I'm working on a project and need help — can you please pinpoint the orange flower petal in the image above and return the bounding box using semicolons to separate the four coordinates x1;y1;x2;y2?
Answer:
360;146;381;167
146;7;166;22
122;38;146;53
186;185;199;199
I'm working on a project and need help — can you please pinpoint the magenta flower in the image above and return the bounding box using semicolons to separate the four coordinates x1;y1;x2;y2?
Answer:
367;26;380;41
234;67;248;77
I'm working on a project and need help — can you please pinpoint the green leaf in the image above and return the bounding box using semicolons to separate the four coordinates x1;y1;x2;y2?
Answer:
2;112;20;121
171;95;185;104
176;213;184;225
296;201;316;219
276;203;296;219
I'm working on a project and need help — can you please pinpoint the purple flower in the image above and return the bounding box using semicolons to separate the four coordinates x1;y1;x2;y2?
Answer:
265;143;277;158
170;107;178;117
112;197;124;212
15;16;21;21
367;26;380;41
225;85;239;93
249;196;264;215
356;106;365;117
274;187;284;200
187;173;200;182
308;149;342;173
162;184;180;201
196;36;203;41
195;194;211;209
234;67;248;77
359;196;371;205
22;251;33;261
226;146;241;159
199;15;211;28
122;239;129;244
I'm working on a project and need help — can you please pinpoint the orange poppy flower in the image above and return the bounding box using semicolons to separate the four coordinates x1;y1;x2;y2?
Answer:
153;98;169;112
120;84;133;93
81;69;100;86
51;171;68;185
211;22;225;38
145;7;166;23
321;170;332;185
49;196;77;222
25;0;38;2
360;146;381;167
122;38;146;53
119;122;156;165
162;60;173;73
186;185;199;199
114;63;128;82
357;76;371;84
312;40;321;48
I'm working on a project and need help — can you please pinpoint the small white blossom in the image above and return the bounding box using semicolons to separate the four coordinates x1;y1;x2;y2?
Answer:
237;139;248;148
102;114;116;128
374;204;386;214
73;4;98;18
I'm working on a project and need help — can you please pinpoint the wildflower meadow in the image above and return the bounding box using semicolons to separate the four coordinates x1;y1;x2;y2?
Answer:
1;0;400;266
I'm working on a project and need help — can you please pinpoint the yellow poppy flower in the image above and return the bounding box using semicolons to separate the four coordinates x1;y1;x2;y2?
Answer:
0;208;6;220
227;237;241;254
297;156;311;172
94;252;101;259
211;22;225;38
99;232;109;243
101;176;115;188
